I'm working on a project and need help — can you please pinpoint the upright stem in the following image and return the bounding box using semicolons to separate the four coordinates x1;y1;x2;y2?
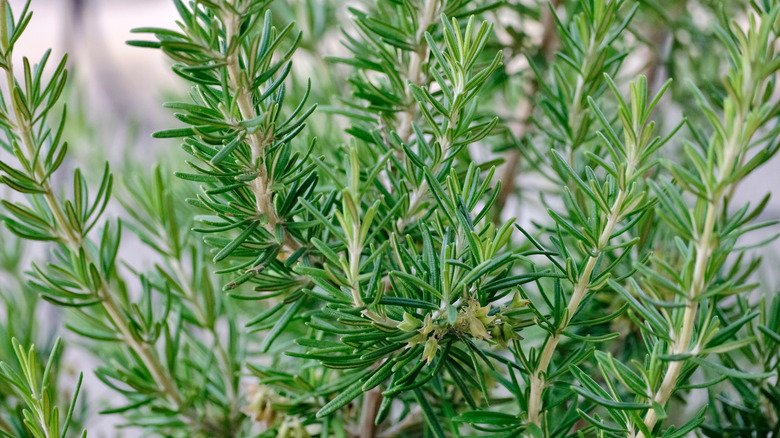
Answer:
347;216;388;326
224;7;299;253
341;0;447;395
566;40;597;166
100;284;184;406
633;108;743;436
349;221;365;308
358;387;383;438
0;7;182;407
527;16;635;424
400;86;461;228
633;191;718;437
495;0;560;217
527;189;628;426
393;0;439;228
29;389;53;438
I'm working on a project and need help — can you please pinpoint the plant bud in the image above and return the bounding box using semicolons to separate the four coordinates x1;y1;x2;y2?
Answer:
421;337;439;365
397;312;422;331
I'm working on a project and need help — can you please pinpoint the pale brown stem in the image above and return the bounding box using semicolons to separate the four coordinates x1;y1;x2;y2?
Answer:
393;0;443;230
495;97;532;216
396;0;439;143
495;0;561;218
358;388;383;438
224;8;300;254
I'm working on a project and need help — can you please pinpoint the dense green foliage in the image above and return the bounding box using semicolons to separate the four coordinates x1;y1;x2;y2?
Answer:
1;0;779;437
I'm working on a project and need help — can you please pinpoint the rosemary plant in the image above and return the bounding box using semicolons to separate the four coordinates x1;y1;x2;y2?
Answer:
1;0;779;437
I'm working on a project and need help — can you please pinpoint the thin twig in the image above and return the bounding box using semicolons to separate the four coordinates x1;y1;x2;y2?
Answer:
527;188;629;425
396;0;439;144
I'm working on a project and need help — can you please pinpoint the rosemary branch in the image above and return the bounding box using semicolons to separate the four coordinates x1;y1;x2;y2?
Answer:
224;3;300;255
0;0;182;409
528;187;630;425
394;0;440;230
634;111;742;438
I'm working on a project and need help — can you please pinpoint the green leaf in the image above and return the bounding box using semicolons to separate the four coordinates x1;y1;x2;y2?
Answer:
691;357;774;379
390;271;442;299
259;296;307;352
454;411;518;424
316;373;369;418
379;296;438;310
412;388;446;438
213;221;259;262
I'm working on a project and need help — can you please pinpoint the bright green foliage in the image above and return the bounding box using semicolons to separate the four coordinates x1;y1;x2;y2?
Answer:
0;0;248;434
536;0;637;151
1;0;780;437
0;339;84;438
588;5;780;436
130;2;535;433
0;229;86;438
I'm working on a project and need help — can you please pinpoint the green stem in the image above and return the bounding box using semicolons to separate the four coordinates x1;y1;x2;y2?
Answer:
633;199;715;438
348;212;388;326
528;188;628;426
633;110;744;437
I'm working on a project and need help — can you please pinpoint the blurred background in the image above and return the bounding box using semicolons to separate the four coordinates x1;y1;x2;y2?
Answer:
9;0;181;144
